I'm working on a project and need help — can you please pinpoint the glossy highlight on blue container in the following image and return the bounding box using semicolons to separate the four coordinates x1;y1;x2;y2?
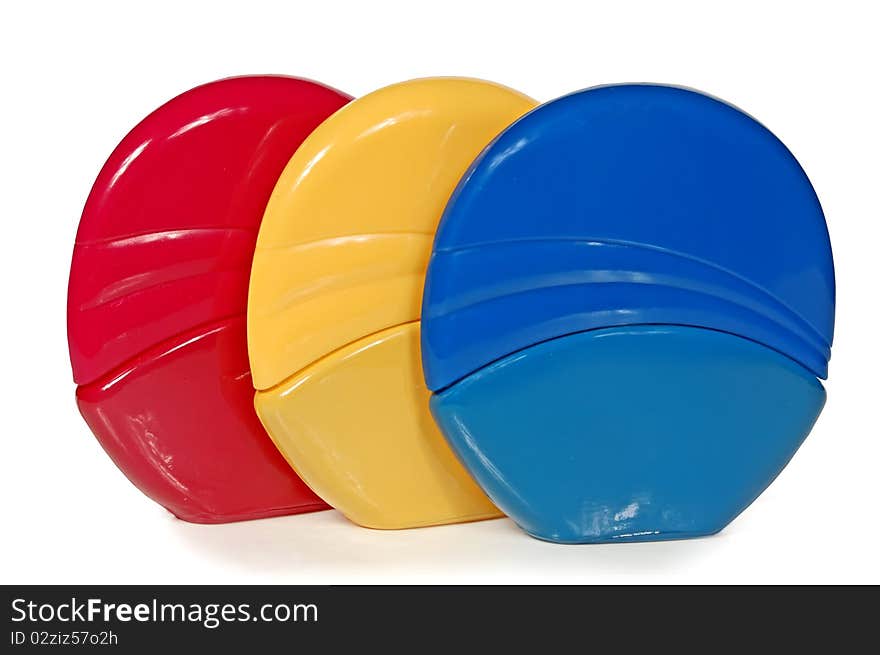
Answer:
422;84;835;543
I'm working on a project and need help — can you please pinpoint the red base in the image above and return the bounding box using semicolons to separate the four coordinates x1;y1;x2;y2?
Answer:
76;316;328;523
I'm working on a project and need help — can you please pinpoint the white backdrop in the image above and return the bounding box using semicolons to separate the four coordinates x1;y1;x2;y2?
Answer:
1;0;877;584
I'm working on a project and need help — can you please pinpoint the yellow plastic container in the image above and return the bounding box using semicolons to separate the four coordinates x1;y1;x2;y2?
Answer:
248;78;536;529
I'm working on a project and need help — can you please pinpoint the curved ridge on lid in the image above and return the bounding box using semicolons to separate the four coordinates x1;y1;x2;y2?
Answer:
422;84;835;391
68;76;352;385
248;78;536;390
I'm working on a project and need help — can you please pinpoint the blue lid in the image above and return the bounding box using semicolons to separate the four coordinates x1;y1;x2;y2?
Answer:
421;84;835;391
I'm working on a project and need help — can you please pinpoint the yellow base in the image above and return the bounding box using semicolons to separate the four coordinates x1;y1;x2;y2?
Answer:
254;322;501;529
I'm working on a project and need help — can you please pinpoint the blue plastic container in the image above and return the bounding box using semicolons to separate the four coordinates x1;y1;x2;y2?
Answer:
421;84;835;543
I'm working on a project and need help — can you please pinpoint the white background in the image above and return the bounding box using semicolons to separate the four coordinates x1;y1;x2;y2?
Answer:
1;0;878;584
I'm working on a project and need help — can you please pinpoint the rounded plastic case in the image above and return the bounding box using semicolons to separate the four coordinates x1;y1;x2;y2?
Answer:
422;84;835;543
68;76;351;523
248;77;536;529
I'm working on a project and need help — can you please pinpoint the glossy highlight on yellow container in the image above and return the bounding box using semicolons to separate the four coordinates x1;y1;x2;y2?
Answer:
248;77;537;529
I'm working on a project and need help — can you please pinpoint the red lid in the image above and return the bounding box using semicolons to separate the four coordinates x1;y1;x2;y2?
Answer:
68;76;351;385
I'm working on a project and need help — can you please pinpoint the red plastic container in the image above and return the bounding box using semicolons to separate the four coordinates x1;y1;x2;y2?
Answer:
68;76;351;522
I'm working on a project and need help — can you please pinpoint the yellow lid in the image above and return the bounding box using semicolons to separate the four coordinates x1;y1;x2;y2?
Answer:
248;78;537;389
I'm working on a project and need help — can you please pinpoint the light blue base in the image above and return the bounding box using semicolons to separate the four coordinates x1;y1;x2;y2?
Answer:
430;326;826;544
